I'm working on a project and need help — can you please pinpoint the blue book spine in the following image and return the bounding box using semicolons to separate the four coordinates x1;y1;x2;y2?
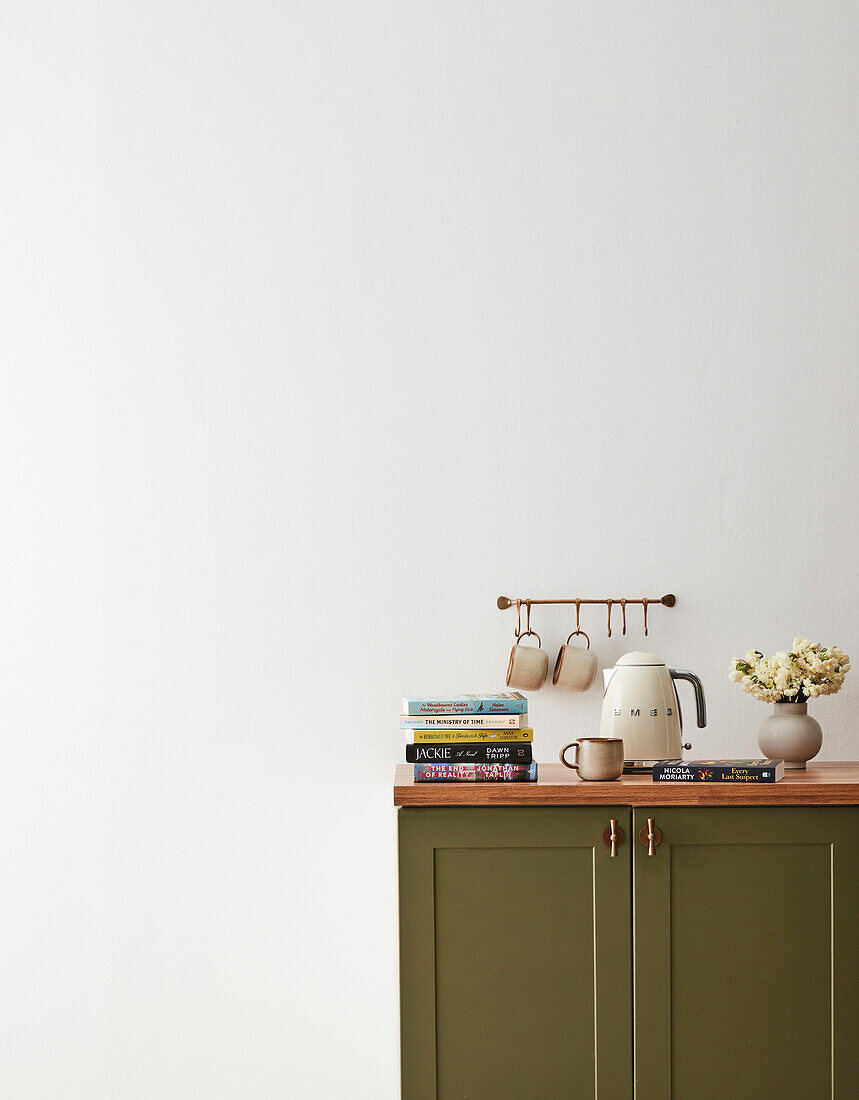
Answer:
402;693;528;716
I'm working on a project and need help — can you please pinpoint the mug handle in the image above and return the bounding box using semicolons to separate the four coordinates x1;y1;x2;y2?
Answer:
559;742;579;770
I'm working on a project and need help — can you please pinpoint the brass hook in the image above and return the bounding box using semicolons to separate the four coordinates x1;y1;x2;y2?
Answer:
606;599;613;638
575;599;581;633
621;598;627;636
515;599;541;646
643;598;649;637
515;599;522;638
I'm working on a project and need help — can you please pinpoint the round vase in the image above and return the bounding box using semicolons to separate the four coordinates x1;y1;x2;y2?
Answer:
757;702;822;769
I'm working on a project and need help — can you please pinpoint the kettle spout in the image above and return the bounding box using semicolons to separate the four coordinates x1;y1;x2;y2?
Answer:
602;667;615;692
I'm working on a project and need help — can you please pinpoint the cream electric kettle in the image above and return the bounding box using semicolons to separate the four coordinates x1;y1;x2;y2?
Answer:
599;652;707;770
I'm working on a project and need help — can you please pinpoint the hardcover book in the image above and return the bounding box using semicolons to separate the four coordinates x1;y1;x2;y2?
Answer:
400;713;528;730
406;742;533;764
414;762;538;782
652;759;785;783
402;693;528;716
407;728;533;744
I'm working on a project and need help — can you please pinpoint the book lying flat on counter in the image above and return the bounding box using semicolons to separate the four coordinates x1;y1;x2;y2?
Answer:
402;693;528;716
414;763;538;783
400;712;528;729
653;759;785;783
406;742;533;764
407;727;533;744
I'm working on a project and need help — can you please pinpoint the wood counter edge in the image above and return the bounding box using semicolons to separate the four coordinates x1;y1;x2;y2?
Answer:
393;762;859;807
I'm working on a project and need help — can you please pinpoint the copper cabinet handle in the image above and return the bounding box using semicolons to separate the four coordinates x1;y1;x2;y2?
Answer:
602;818;624;857
639;817;662;855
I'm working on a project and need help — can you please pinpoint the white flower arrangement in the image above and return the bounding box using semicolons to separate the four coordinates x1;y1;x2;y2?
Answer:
730;638;850;704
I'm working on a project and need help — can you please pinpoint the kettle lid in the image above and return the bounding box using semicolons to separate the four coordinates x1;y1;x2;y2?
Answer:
615;651;666;666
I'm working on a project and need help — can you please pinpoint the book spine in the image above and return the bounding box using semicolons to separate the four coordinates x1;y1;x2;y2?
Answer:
408;728;533;744
406;743;533;764
653;765;779;782
403;696;528;716
400;713;526;729
414;763;538;782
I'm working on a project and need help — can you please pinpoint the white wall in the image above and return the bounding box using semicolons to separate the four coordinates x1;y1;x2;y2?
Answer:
2;2;857;1096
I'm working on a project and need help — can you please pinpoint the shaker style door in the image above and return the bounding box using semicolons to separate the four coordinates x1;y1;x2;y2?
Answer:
632;806;859;1100
399;806;632;1099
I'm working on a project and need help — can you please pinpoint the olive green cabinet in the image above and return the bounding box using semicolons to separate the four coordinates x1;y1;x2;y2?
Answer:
398;807;632;1099
633;806;859;1100
398;805;859;1099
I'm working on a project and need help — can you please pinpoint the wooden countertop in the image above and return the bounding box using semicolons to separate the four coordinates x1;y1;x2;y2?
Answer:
393;762;859;807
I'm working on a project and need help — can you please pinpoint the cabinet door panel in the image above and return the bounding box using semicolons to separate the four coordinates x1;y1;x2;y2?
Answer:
399;807;631;1099
633;806;859;1099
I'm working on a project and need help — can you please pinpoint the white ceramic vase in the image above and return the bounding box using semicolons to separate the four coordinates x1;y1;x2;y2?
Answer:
757;701;822;770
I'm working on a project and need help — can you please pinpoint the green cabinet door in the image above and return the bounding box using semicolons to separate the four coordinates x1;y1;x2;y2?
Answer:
399;807;632;1099
633;806;859;1099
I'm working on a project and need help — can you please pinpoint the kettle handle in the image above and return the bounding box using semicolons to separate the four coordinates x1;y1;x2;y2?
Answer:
670;669;707;728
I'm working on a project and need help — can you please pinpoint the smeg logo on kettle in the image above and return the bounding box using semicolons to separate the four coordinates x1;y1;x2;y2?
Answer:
613;707;674;717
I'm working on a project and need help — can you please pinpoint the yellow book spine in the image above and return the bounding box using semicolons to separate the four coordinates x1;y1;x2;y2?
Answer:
408;728;533;744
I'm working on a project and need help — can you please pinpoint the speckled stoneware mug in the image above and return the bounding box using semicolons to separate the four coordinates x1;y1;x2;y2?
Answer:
560;737;624;781
506;632;548;691
553;630;598;691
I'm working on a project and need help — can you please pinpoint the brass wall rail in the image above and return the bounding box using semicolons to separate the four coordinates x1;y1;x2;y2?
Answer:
497;593;675;637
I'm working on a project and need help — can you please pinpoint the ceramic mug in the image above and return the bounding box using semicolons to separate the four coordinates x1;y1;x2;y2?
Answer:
506;631;548;691
553;630;598;691
559;737;624;781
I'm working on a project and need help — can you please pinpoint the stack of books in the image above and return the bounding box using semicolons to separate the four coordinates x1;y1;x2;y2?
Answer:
402;693;537;782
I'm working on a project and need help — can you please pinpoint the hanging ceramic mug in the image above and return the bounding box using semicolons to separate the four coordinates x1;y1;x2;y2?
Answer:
506;601;548;690
553;629;598;691
506;630;548;691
